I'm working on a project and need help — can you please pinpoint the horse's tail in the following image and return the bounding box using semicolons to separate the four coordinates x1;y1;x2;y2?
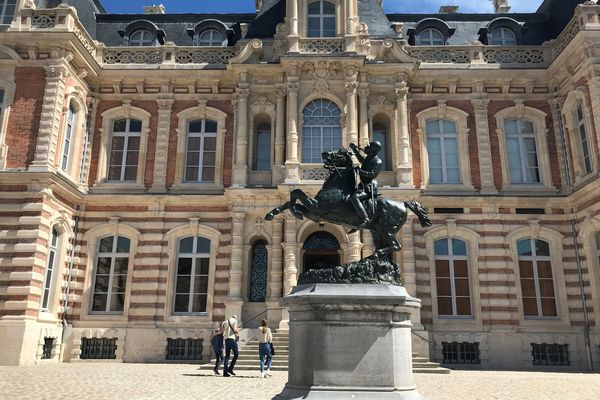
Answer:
404;200;432;228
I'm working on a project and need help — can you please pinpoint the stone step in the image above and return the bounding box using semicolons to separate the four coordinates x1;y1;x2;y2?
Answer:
413;367;451;374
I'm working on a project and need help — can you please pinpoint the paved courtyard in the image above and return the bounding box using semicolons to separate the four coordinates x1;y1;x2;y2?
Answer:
0;363;598;400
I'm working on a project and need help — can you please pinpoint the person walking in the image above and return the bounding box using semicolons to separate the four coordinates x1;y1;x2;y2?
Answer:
221;315;239;377
258;319;273;378
210;327;224;376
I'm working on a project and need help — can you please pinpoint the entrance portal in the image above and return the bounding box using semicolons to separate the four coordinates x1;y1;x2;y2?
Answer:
302;232;340;273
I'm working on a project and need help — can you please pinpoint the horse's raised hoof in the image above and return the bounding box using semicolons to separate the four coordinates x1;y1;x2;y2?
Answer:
264;213;274;221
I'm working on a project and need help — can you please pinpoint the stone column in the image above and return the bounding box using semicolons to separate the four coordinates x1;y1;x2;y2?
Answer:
285;79;300;182
548;97;571;187
358;84;370;147
273;86;287;184
29;64;69;172
347;231;362;263
233;83;250;187
395;78;412;186
282;216;298;295
361;230;375;259
286;0;300;52
345;66;359;146
150;98;174;193
471;98;498;194
226;211;245;318
267;218;284;326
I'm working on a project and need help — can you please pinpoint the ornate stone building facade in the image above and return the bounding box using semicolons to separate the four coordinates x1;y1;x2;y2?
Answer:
0;0;599;370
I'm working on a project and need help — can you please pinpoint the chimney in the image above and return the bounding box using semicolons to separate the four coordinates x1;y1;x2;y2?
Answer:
492;0;510;13
144;4;166;14
439;6;459;14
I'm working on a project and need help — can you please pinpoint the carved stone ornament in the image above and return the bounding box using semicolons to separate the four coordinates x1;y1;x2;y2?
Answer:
252;96;275;113
304;61;339;94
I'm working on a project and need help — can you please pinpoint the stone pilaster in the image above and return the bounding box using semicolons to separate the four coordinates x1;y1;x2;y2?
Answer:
395;78;412;186
358;84;370;147
471;98;498;194
286;0;299;52
150;98;174;193
232;83;250;187
273;86;287;184
400;219;417;297
548;97;571;188
268;218;284;301
226;211;245;318
29;64;69;172
78;97;98;188
285;79;300;182
586;73;600;163
345;67;359;146
282;216;298;295
361;230;374;259
347;231;362;263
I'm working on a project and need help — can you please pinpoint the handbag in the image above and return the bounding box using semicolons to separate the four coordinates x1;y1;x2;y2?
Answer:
269;342;275;356
228;320;240;342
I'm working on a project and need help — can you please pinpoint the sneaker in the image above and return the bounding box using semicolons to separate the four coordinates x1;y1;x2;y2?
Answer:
223;372;230;377
260;372;265;378
265;371;272;377
213;369;220;376
227;370;236;376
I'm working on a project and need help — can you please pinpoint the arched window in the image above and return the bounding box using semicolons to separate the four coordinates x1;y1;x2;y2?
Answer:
185;119;217;182
418;28;445;46
0;0;15;25
254;123;271;171
302;232;340;272
196;29;226;46
108;118;142;182
173;236;211;314
302;99;342;163
61;103;77;172
129;29;155;46
517;238;557;318
373;123;389;171
575;105;593;176
504;118;540;184
41;228;60;312
249;240;268;302
434;238;471;317
489;27;516;46
91;236;131;313
307;0;336;38
426;119;460;184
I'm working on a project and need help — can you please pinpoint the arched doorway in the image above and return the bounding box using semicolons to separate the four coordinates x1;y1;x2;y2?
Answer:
249;239;268;302
302;232;341;273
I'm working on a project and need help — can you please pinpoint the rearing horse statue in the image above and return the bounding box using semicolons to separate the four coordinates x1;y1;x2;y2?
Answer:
265;148;432;259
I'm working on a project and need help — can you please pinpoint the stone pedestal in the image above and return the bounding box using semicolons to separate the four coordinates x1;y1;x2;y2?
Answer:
275;284;425;400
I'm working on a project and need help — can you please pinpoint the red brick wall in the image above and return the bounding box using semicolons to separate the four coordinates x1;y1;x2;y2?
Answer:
526;101;562;189
4;68;46;169
487;101;513;190
88;100;120;186
410;100;436;188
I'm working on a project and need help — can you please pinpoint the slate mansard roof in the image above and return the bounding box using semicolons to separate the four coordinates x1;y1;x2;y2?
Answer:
80;0;585;47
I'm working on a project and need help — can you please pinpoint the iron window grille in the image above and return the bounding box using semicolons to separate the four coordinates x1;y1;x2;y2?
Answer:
442;342;480;364
80;338;117;360
531;343;569;366
166;338;203;361
42;337;54;360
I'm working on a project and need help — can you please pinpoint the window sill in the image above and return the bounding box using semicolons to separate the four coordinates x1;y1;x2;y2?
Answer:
434;316;482;327
164;314;211;323
91;181;146;194
169;183;224;195
518;317;570;330
423;184;477;195
500;184;558;195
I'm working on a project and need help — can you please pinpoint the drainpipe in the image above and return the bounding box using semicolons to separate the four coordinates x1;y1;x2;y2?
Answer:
556;106;593;370
60;210;80;362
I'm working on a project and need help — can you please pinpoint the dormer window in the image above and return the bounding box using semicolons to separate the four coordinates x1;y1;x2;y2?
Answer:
307;0;336;38
196;29;226;46
418;28;445;46
489;27;516;46
0;0;16;25
129;29;155;46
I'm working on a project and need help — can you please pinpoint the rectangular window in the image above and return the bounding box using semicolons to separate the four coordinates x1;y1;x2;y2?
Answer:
0;0;16;25
80;338;117;360
254;126;271;171
173;236;211;314
61;105;76;171
442;342;480;364
505;119;541;184
426;119;460;184
166;338;203;361
434;238;471;317
108;119;141;182
91;236;130;313
576;105;593;175
185;119;217;182
518;239;557;318
531;343;569;366
41;228;59;311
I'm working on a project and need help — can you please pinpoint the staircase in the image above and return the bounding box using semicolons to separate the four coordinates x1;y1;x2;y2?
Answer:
223;329;450;374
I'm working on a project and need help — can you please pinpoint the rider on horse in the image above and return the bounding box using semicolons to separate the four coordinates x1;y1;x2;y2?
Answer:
350;141;383;228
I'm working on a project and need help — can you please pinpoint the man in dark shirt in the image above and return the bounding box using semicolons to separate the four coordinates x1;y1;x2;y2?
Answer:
350;141;383;228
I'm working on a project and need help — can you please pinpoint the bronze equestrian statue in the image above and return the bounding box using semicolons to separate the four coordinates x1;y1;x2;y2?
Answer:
265;145;431;261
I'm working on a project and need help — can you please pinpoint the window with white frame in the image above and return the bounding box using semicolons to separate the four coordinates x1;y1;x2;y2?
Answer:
434;238;472;317
489;27;516;46
302;99;342;163
41;228;60;312
129;29;155;46
0;0;16;25
185;119;217;182
426;119;460;184
254;123;271;171
61;103;76;172
575;105;593;176
173;236;211;314
373;123;389;171
307;0;336;38
195;29;226;46
108;118;142;182
418;28;445;45
91;236;131;313
517;238;557;318
504;118;541;184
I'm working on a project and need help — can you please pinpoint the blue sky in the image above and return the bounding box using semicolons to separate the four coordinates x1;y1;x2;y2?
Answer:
100;0;542;14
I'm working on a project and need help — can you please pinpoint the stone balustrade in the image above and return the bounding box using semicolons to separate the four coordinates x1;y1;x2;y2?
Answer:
300;165;330;181
298;38;346;54
99;46;236;66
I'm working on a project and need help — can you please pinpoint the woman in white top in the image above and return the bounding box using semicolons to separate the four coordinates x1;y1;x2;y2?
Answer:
258;319;273;378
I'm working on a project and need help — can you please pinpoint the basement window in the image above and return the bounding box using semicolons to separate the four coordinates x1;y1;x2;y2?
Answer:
531;343;569;366
80;338;117;360
442;342;480;364
166;338;203;361
42;337;54;360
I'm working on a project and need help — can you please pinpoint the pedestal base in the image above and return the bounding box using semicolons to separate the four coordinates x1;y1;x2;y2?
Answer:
275;284;425;400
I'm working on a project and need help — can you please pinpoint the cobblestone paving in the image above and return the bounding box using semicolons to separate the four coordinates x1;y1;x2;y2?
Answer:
0;364;599;400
